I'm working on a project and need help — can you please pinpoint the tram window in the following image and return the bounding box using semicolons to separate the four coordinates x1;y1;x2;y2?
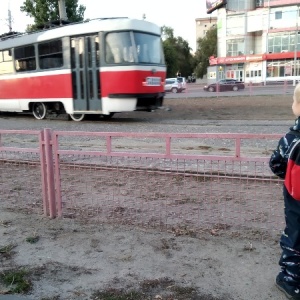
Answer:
0;50;13;74
105;32;133;63
134;32;163;64
87;36;100;68
38;40;63;69
15;45;36;72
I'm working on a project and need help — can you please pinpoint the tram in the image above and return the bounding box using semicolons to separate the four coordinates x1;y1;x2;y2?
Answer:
0;17;166;121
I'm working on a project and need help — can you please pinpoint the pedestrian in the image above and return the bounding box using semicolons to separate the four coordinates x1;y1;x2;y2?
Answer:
269;82;300;299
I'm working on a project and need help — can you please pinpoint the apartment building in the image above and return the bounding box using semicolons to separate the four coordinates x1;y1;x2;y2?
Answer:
207;0;300;85
195;16;217;49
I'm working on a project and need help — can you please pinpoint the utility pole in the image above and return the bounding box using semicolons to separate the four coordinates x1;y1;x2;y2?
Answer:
58;0;67;21
294;6;299;87
7;8;12;32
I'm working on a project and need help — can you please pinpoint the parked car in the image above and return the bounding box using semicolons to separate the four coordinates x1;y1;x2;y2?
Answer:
203;79;245;92
176;77;187;90
164;78;183;93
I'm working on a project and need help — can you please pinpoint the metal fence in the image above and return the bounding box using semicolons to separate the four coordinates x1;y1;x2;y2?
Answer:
0;129;284;236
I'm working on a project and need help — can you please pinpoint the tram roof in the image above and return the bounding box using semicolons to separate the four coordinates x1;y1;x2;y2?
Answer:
0;18;162;50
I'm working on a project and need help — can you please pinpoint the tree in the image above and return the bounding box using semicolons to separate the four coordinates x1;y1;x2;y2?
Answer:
175;37;194;78
20;0;85;31
194;27;217;79
162;26;178;77
162;26;194;78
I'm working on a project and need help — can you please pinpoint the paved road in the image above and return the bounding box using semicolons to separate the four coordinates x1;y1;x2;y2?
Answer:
165;83;294;98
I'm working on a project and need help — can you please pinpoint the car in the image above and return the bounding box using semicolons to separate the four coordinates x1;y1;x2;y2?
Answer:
164;78;183;93
203;79;245;92
176;77;187;90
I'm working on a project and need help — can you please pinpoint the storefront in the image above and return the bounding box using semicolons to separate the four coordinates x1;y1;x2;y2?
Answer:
208;52;300;85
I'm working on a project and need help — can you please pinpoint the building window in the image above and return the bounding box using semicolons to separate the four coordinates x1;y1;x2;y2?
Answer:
256;0;263;7
267;59;300;78
275;11;282;20
226;39;244;57
227;0;246;11
268;33;300;53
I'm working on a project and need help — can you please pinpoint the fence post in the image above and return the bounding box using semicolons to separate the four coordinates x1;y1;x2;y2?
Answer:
43;128;57;218
284;80;287;94
39;130;49;216
52;132;63;217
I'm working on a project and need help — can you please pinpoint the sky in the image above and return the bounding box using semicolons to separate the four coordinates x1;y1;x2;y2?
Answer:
0;0;214;52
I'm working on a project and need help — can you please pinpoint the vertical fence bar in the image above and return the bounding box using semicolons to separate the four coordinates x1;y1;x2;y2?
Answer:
44;128;56;218
235;137;241;158
52;132;63;217
39;130;49;216
106;136;112;154
165;136;171;158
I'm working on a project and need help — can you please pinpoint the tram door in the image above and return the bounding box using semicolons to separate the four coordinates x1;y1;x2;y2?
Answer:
71;36;101;111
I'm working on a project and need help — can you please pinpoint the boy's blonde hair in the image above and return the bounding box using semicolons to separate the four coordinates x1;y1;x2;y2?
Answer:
294;83;300;103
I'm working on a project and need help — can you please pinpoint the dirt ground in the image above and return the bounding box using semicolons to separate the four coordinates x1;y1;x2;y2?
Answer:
0;94;293;300
113;94;293;121
162;94;292;120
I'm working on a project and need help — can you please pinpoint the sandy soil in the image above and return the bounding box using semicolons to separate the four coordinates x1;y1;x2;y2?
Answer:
0;94;292;300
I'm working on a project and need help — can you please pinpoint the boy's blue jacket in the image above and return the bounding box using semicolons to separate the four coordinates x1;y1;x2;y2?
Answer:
269;117;300;179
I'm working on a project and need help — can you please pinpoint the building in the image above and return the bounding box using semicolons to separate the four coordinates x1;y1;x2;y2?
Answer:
207;0;300;85
195;16;217;49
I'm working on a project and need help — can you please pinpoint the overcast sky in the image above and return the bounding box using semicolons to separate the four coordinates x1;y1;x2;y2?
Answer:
0;0;214;52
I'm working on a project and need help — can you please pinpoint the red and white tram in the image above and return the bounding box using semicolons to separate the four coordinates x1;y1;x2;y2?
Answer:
0;18;166;121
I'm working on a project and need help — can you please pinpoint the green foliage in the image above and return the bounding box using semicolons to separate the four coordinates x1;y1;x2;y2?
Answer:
194;27;217;78
162;26;194;78
0;269;32;293
20;0;86;31
163;40;179;78
26;235;40;244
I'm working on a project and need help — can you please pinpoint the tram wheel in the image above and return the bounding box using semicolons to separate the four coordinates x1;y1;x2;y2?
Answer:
32;102;47;120
69;114;85;121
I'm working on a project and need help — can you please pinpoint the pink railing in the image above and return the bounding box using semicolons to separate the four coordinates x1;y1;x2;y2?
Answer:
0;129;284;236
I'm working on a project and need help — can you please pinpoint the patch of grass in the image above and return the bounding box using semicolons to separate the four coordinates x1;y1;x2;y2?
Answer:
0;269;32;294
91;288;145;300
91;277;229;300
171;285;196;296
0;244;16;259
0;244;16;254
26;235;40;244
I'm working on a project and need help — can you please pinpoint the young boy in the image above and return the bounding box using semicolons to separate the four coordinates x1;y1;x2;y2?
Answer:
270;82;300;299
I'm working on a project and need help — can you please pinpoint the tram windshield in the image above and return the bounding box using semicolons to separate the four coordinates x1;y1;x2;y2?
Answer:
105;31;165;64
